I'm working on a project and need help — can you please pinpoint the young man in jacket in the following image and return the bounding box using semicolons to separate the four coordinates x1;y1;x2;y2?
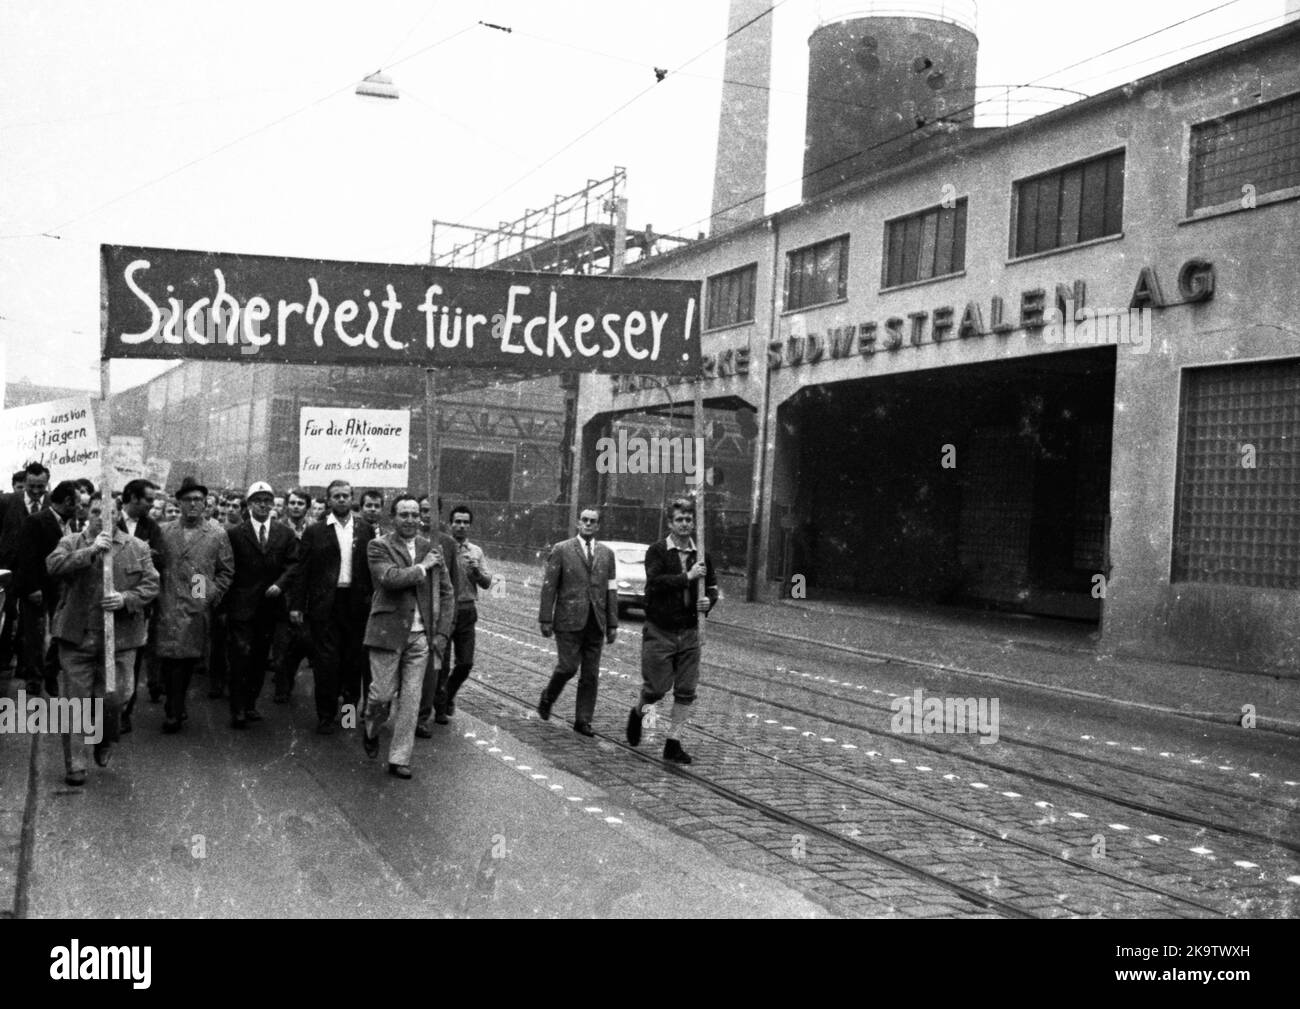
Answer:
626;498;718;765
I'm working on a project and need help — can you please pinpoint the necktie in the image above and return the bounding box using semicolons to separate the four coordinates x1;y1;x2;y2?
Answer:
258;524;267;550
29;500;38;516
585;540;593;567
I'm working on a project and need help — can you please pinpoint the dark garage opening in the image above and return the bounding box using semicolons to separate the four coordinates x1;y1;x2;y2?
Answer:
781;346;1115;620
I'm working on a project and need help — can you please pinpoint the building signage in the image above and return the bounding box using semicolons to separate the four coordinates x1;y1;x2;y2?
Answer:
610;259;1214;395
102;245;700;376
298;407;410;488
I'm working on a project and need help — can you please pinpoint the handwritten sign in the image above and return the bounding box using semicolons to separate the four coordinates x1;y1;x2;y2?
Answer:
0;395;101;482
102;245;701;375
299;407;409;488
105;435;145;491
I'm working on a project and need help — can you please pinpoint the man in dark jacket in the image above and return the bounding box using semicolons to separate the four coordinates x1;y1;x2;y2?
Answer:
0;462;51;675
288;480;374;734
15;480;79;695
225;481;298;728
117;479;164;731
626;497;718;765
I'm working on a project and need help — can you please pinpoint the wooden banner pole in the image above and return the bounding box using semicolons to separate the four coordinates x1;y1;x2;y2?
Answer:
99;252;115;696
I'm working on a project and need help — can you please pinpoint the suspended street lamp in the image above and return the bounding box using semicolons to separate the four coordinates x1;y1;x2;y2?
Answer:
356;70;399;100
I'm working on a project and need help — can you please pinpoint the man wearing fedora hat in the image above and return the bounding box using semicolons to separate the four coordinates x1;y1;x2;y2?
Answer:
224;481;298;729
155;476;234;733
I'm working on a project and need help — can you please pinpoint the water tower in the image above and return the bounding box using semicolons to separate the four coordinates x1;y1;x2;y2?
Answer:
802;1;979;200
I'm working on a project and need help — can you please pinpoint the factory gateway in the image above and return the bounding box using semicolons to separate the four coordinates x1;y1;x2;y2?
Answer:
579;16;1300;674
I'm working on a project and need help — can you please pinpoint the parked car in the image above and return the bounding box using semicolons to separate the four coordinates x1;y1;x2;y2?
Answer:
603;541;647;616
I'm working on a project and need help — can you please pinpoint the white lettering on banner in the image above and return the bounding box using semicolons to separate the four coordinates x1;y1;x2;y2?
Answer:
298;407;410;488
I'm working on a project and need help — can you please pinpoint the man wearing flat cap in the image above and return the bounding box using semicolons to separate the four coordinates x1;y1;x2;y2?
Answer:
224;481;298;729
155;476;234;733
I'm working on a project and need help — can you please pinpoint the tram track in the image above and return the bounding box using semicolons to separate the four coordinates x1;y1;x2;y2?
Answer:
461;634;1228;918
479;611;1299;856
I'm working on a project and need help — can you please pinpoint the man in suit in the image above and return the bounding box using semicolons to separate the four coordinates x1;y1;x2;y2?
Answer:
225;481;299;729
289;480;375;734
536;506;618;736
415;497;459;737
117;479;165;731
360;495;454;778
46;495;159;785
0;462;51;675
270;487;311;703
14;480;79;695
155;477;234;733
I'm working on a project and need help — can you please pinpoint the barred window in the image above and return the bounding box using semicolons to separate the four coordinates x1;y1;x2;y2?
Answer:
1189;92;1300;212
706;264;757;330
884;199;967;288
1172;359;1300;589
785;235;848;311
1012;150;1124;257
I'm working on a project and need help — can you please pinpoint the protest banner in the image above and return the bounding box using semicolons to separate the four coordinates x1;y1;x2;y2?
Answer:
299;407;409;488
0;395;101;482
102;245;699;375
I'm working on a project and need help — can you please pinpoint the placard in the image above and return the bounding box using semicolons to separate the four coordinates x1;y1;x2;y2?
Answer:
0;395;101;483
298;407;409;488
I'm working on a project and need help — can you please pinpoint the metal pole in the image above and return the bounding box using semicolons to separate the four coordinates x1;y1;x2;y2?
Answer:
746;215;778;602
425;368;439;525
99;251;116;695
692;378;705;644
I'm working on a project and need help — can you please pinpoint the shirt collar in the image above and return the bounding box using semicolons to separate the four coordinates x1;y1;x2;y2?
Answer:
326;512;352;529
666;535;696;553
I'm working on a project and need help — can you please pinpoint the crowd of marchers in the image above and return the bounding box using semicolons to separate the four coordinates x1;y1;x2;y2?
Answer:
0;461;719;787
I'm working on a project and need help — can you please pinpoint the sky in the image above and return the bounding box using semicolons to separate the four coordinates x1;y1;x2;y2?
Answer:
0;0;1290;394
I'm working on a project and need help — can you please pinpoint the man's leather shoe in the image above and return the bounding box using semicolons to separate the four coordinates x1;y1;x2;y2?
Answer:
414;722;433;739
537;689;552;720
316;718;336;735
387;763;412;779
230;716;247;730
65;770;87;786
434;711;449;725
626;705;643;747
244;709;263;723
120;711;133;735
161;718;182;734
573;721;594;737
93;743;112;767
663;739;693;765
363;729;379;758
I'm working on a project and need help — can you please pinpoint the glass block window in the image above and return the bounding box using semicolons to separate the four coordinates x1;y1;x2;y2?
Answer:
1189;91;1300;211
1172;359;1300;589
884;199;967;288
784;235;848;311
1012;150;1124;257
706;263;757;330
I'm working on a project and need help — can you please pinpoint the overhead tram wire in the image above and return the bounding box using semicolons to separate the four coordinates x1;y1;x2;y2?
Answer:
654;0;1254;243
0;23;479;242
412;1;787;265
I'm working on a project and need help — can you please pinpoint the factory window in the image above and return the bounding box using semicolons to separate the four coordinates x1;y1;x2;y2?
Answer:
1188;91;1300;212
883;198;967;288
1171;358;1300;590
706;264;757;330
785;235;848;311
1012;149;1124;257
